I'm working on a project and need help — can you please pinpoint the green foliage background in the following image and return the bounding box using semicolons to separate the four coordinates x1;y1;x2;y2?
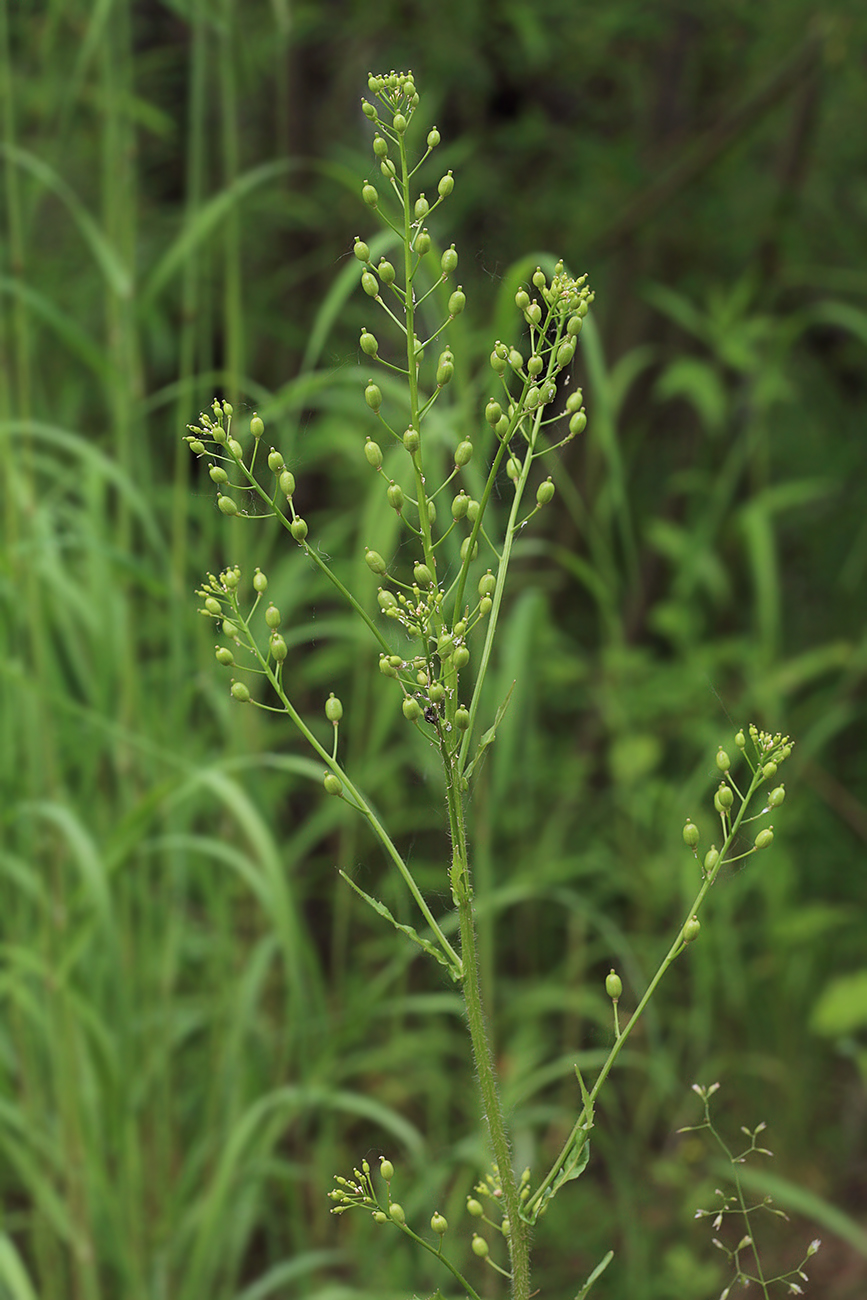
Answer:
1;1;866;1297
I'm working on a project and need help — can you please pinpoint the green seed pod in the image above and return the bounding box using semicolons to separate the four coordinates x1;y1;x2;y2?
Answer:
436;358;454;387
478;571;496;597
402;697;421;722
454;440;473;467
361;270;379;297
265;604;281;629
253;570;268;593
455;706;470;729
379;1157;395;1181
380;158;396;178
365;548;387;575
361;100;377;120
231;681;251;702
279;470;296;498
448;287;466;316
501;1218;511;1236
714;784;734;812
454;620;467;637
704;846;720;872
270;633;288;662
415;230;431;255
268;449;284;473
205;596;222;615
567;315;584;337
485;400;503;427
290;517;308;541
250;415;264;439
215;646;234;666
373;135;388;157
472;1235;489;1258
453;646;469;669
461;537;479;562
389;1201;406;1225
429;682;445;703
362;184;378;207
515;289;530;311
212;425;227;445
525;387;540;409
437;634;455;659
188;439;206;454
682;916;701;944
452;491;469;520
392;113;406;134
479;596;493;616
325;693;343;723
373;1210;388;1224
363;438;383;468
440;248;459;281
605;970;622;1001
365;382;383;411
360;330;379;357
566;390;584;413
490;349;507;375
763;761;778;778
769;784;786;808
222;619;238;637
227;438;243;459
556;339;576;367
755;827;774;850
537;478;555;506
506;455;521;483
379;655;398;678
527;354;543;378
377;588;398;613
569;411;587;436
509;347;524;370
353;239;370;262
431;1212;448;1235
378;258;395;285
438;172;454;197
323;773;342;796
413;562;434;588
526;302;542;326
223;568;240;589
577;299;590;317
209;465;228;485
386;482;404;511
540;381;557;405
716;748;731;772
414;195;429;220
467;1198;484;1218
735;730;746;748
532;268;546;289
427;126;440;147
402;426;420;453
683;820;700;848
466;499;480;522
217;494;239;516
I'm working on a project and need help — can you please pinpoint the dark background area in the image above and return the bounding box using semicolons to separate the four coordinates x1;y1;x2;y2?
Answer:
1;2;866;1297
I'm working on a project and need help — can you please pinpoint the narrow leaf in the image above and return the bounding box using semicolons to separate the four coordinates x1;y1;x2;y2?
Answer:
575;1249;614;1299
339;872;460;981
463;681;516;783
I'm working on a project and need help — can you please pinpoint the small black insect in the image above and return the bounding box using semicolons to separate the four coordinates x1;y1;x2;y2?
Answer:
423;704;439;724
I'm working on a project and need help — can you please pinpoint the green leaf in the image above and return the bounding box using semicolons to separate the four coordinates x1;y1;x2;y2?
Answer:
339;872;461;981
575;1249;614;1299
463;680;516;783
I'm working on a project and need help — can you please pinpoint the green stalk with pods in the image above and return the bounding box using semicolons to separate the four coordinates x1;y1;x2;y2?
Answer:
185;71;808;1300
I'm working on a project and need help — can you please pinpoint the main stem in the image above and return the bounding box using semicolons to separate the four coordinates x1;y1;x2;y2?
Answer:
450;782;531;1299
